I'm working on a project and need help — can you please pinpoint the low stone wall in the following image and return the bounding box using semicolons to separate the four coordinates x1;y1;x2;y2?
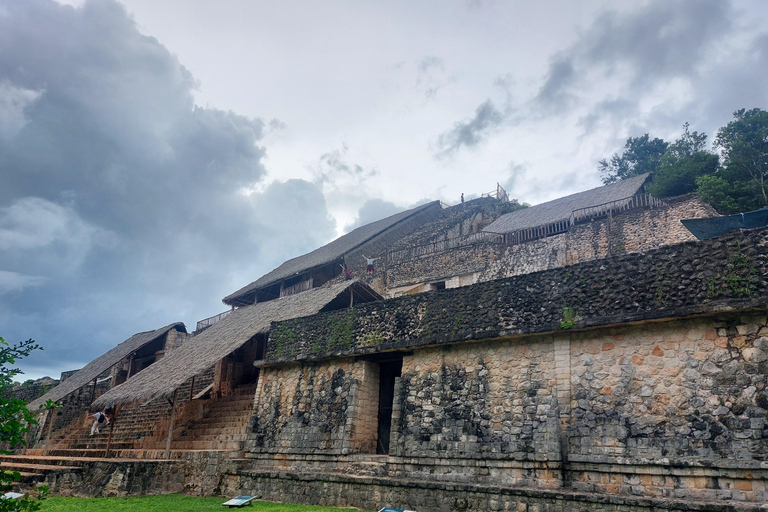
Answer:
220;470;768;512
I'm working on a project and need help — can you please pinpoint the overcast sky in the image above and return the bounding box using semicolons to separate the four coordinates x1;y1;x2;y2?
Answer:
2;0;767;380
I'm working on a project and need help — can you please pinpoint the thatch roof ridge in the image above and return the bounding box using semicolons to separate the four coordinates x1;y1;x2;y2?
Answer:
223;201;441;305
93;280;377;408
483;173;651;235
27;322;185;413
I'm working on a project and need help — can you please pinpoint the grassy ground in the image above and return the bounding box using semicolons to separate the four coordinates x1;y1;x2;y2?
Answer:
40;494;374;512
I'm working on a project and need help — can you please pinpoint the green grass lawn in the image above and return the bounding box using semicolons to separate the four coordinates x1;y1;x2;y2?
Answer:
41;494;375;512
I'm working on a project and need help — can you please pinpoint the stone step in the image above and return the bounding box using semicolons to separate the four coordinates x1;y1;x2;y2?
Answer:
0;462;81;473
182;422;248;433
171;440;243;451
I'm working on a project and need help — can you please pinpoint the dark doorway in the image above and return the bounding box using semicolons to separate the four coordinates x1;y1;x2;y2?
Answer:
377;359;402;454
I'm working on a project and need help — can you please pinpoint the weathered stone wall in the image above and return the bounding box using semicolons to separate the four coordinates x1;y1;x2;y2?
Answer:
566;312;768;501
266;226;767;364
480;195;717;282
244;226;768;508
5;377;57;403
386;241;502;290
244;310;768;508
393;341;561;463
248;360;360;455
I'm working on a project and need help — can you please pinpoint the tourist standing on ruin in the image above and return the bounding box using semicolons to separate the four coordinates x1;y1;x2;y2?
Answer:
362;254;379;275
89;408;108;435
340;263;354;280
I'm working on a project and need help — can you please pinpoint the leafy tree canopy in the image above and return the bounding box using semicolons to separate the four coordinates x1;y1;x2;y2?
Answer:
599;134;669;184
0;337;49;511
597;108;768;215
647;123;719;198
713;108;768;210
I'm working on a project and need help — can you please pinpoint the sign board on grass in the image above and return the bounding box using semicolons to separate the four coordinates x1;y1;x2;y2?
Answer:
222;496;257;508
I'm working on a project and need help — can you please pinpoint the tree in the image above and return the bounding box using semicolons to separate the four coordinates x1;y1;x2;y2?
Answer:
647;123;719;198
599;134;669;184
0;337;48;511
714;108;768;209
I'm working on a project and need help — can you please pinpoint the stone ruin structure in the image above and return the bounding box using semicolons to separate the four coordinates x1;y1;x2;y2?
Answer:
6;175;768;512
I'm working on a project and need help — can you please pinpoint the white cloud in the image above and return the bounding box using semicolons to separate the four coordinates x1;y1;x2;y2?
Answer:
0;80;42;141
0;271;46;294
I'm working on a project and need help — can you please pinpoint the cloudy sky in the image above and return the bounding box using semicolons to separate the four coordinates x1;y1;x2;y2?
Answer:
2;0;767;379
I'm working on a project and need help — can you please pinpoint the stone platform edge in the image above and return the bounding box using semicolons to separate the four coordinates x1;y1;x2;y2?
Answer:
227;468;768;512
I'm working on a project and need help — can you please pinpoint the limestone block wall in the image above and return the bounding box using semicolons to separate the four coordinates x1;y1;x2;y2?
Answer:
249;360;364;455
566;311;768;502
392;341;561;463
266;226;768;365
480;194;716;282
386;241;502;290
569;312;768;464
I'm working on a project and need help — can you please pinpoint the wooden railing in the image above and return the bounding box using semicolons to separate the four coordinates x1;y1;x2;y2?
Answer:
571;193;663;224
387;234;501;264
480;182;509;202
280;278;313;298
496;193;665;247
388;193;665;261
196;310;232;331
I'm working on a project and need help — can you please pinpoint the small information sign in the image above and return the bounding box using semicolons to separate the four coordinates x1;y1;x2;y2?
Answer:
222;496;257;508
378;508;417;512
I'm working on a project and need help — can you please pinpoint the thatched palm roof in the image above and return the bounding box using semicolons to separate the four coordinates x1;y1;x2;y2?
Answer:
483;173;651;234
223;201;441;306
93;280;381;408
27;322;186;412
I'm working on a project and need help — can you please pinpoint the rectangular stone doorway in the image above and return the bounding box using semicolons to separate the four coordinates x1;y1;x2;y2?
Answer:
376;358;402;454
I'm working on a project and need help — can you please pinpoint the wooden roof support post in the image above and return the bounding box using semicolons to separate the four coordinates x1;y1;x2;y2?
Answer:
90;378;97;403
42;408;55;456
126;352;136;379
189;376;196;401
164;389;178;460
105;405;122;458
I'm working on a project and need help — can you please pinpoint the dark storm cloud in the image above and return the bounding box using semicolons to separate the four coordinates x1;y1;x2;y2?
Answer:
436;99;505;155
0;0;334;377
313;143;376;186
535;58;576;113
529;0;768;158
535;0;735;114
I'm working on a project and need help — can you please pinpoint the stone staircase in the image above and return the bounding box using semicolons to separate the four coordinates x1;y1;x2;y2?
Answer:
28;400;175;459
27;384;256;460
0;454;83;493
171;384;256;453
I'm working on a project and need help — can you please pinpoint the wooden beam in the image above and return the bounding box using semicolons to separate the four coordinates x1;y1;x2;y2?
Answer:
126;352;136;379
42;408;55;456
188;376;196;402
90;378;97;403
164;389;178;460
104;405;121;458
